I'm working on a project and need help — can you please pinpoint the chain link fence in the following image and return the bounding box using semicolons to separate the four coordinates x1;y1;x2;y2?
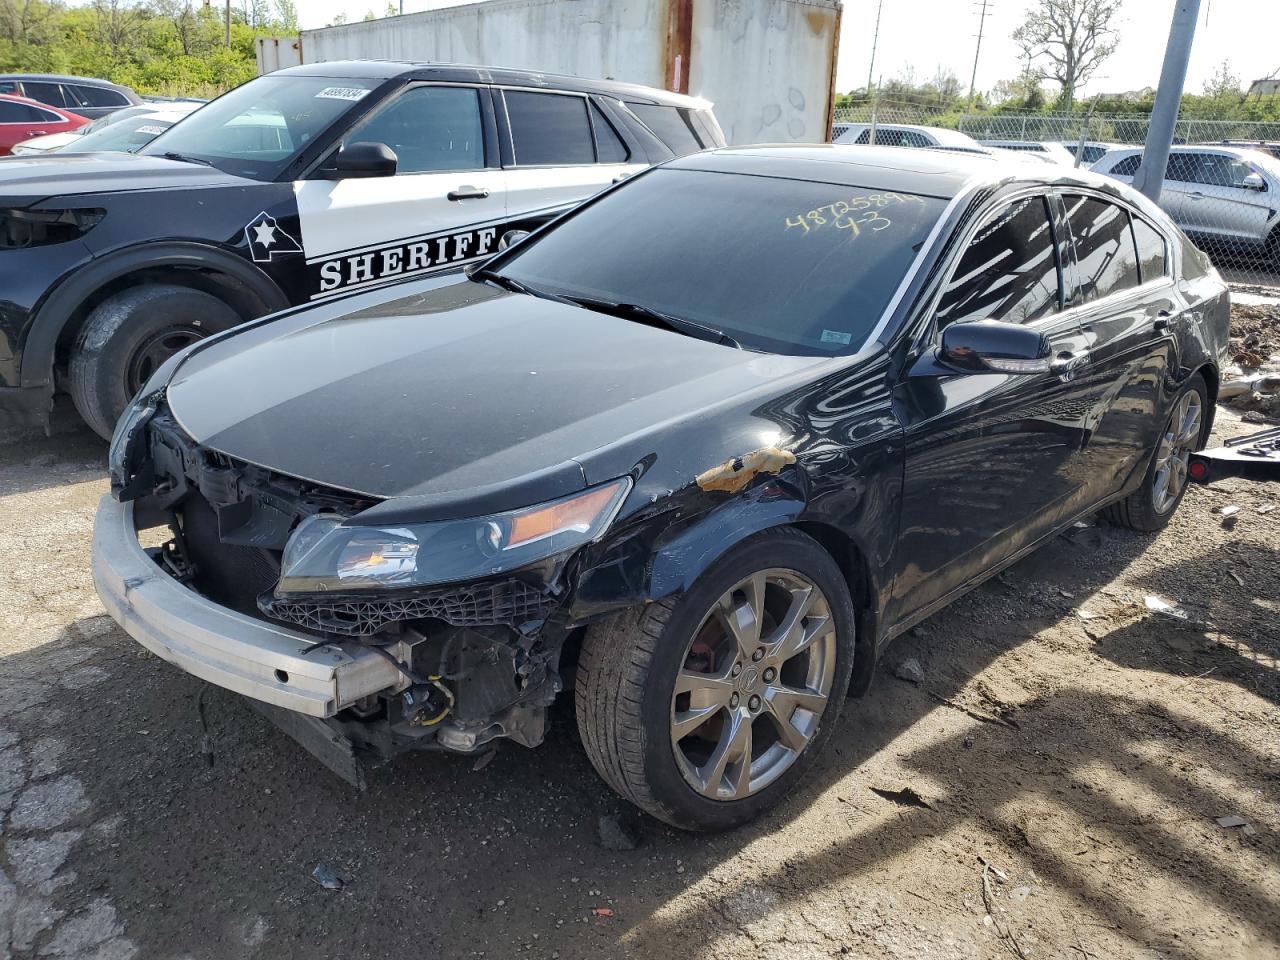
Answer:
830;105;1280;290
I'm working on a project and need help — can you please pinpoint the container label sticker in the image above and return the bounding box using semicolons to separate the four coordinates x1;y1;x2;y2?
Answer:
820;329;853;346
315;86;370;102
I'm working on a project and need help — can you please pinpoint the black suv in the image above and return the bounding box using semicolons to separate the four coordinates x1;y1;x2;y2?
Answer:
0;73;142;119
0;61;723;437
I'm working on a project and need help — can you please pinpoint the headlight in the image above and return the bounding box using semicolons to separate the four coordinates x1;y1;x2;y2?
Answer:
108;391;159;498
275;477;632;595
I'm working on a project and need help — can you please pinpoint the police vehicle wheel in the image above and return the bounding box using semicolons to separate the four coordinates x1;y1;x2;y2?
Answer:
574;528;856;832
1101;373;1209;532
69;284;241;440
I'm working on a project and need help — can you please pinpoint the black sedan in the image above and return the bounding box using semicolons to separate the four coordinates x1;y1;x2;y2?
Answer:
94;145;1229;832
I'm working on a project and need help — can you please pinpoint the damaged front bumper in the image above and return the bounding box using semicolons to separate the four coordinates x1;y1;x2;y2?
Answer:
91;494;405;719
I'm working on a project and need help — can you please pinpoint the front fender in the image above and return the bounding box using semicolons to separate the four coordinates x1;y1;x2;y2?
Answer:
565;470;808;623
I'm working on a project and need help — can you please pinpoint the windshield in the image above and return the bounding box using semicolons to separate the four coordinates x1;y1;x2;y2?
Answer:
498;167;947;355
140;75;383;180
68;116;176;154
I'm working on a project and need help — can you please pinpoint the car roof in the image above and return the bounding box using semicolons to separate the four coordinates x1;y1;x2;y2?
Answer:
840;123;976;144
666;143;1115;199
0;73;132;91
272;60;711;108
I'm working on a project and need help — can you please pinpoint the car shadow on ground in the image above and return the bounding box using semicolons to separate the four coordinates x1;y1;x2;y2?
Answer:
2;509;1275;959
0;426;104;499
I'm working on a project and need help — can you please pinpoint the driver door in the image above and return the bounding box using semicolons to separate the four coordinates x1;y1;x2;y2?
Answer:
889;192;1093;623
294;83;507;299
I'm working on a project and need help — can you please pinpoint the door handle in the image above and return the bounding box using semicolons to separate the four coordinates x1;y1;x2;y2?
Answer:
1190;192;1205;200
1153;310;1172;332
27;130;45;136
447;185;489;201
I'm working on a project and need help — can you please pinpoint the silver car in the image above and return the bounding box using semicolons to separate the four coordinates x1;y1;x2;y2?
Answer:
1093;144;1280;263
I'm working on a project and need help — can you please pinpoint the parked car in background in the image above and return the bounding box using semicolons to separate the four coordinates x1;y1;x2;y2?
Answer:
0;74;141;119
96;145;1227;832
50;104;201;155
1092;144;1280;264
834;123;982;150
0;60;725;439
979;139;1077;164
1216;139;1280;161
1054;140;1127;165
11;103;200;156
0;94;87;155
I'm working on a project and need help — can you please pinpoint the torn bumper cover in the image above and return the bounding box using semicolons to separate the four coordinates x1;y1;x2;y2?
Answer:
90;494;403;718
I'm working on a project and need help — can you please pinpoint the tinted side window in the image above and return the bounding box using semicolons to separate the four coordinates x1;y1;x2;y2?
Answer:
1165;154;1200;182
936;195;1060;329
0;100;26;122
1110;154;1141;176
1065;196;1140;301
590;103;629;163
627;102;702;156
72;85;128;107
0;81;17;95
1132;217;1167;282
350;85;484;173
507;91;594;166
21;81;64;107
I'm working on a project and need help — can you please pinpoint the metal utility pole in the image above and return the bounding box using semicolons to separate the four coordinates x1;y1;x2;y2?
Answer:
224;0;230;46
968;0;992;108
868;77;882;145
1133;0;1202;202
866;0;884;94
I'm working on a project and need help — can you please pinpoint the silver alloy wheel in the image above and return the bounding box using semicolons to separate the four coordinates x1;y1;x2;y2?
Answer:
1152;389;1203;514
670;569;837;801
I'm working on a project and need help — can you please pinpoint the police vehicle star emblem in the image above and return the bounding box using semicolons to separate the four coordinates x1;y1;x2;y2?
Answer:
245;211;302;263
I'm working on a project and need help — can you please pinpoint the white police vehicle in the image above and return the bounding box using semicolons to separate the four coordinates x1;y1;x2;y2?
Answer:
0;61;723;437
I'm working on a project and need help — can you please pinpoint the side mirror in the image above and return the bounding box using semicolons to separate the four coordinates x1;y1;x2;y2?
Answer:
327;141;397;179
939;319;1051;374
1241;171;1267;192
498;229;530;251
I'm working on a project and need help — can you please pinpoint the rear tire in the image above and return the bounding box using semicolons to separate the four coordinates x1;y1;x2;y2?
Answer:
574;528;856;832
1101;373;1209;532
69;284;240;439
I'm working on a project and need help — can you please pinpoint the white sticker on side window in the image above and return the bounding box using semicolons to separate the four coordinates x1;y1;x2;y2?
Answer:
315;86;370;102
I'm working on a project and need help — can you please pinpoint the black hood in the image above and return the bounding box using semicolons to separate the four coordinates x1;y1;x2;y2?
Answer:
0;152;248;206
165;278;824;516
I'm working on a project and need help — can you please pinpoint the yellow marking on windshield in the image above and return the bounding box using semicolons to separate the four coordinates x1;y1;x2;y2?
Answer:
784;191;925;236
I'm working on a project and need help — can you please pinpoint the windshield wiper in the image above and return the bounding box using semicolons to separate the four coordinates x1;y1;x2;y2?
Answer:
467;266;574;305
159;151;214;167
562;295;742;349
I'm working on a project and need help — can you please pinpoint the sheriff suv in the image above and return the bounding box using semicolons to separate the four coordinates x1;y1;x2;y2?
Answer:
0;61;723;438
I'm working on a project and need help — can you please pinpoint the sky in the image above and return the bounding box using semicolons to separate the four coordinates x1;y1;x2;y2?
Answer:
296;0;1280;99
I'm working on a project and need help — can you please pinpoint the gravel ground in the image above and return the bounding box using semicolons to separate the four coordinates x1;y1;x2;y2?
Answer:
0;356;1278;959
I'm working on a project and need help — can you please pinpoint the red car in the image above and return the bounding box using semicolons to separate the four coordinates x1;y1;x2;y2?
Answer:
0;93;86;155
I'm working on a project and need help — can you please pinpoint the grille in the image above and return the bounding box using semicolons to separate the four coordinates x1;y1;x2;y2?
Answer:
180;494;281;616
259;578;553;637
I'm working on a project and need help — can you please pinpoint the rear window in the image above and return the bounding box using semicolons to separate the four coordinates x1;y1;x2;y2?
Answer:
1132;216;1168;282
1064;195;1140;301
499;167;947;355
1107;154;1141;176
506;90;595;166
0;100;55;122
69;84;129;108
627;102;704;156
590;103;629;163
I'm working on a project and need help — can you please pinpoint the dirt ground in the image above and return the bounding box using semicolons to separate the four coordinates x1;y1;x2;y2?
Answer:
1;326;1278;960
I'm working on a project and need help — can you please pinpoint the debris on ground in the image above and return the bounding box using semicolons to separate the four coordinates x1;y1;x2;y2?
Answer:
1216;815;1249;829
310;864;344;891
591;907;615;918
596;812;642;851
471;749;496;772
894;657;925;685
871;786;934;810
1144;595;1189;621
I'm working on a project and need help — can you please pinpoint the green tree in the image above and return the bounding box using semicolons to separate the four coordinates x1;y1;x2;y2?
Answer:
1013;0;1123;109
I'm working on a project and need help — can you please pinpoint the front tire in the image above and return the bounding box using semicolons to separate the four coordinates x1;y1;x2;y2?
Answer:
575;528;856;832
1102;373;1209;532
69;284;241;439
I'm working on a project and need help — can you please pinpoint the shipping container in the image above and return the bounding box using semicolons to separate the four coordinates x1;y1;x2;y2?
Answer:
277;0;841;145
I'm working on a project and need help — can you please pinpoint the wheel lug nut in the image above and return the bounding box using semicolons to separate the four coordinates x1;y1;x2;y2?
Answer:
731;663;742;677
748;695;761;712
762;667;776;683
751;648;764;662
729;693;740;708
